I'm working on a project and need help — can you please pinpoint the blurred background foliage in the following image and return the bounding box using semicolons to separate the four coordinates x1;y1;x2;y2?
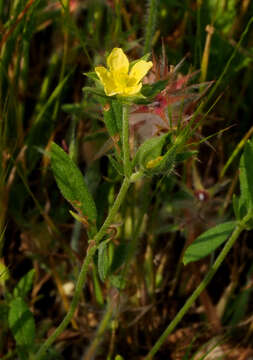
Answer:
0;0;253;359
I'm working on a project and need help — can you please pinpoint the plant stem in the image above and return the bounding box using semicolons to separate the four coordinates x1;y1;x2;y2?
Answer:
143;0;158;55
94;177;131;244
122;105;131;178
35;177;131;360
145;218;248;359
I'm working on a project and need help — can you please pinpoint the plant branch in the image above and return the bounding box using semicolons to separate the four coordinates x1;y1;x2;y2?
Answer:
35;177;131;360
122;105;132;178
145;216;249;359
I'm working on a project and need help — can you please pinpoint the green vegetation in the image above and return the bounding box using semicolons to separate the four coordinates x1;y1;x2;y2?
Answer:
0;1;253;359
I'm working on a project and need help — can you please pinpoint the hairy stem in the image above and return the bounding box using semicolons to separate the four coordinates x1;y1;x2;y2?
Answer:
122;105;132;177
35;177;131;360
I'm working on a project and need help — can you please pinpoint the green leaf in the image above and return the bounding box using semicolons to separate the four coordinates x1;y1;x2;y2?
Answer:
8;298;35;347
149;144;176;175
103;101;119;137
99;99;123;140
134;133;188;176
0;261;10;286
13;269;35;299
69;210;89;226
233;194;247;221
50;142;97;223
133;133;168;168
83;71;99;81
239;140;253;214
98;241;109;282
146;133;191;175
115;355;125;360
92;266;104;306
82;86;108;99
183;221;236;265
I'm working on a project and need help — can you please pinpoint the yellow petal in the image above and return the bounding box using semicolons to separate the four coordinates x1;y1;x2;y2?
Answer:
107;48;129;74
122;83;142;96
95;66;118;96
129;60;153;83
113;72;129;91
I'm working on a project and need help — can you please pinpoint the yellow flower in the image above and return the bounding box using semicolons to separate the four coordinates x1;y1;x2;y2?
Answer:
95;48;153;97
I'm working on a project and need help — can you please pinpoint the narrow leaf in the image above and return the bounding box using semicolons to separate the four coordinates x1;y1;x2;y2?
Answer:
239;140;253;213
103;102;119;137
183;221;236;265
50;142;97;223
98;241;109;282
82;86;108;98
83;71;99;81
